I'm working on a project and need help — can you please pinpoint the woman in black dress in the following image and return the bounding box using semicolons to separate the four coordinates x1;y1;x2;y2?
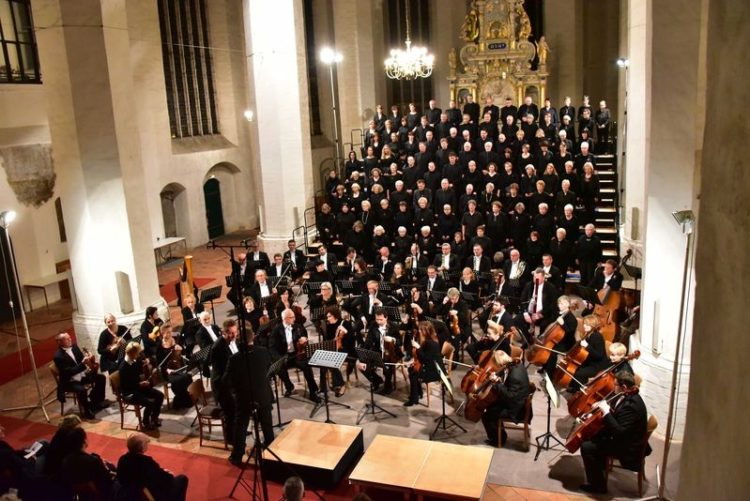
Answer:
404;321;446;406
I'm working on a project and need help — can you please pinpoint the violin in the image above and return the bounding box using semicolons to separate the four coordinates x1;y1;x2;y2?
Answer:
525;319;566;366
291;304;306;325
565;386;639;453
81;348;99;374
449;311;460;339
334;323;347;351
148;325;162;342
567;350;641;417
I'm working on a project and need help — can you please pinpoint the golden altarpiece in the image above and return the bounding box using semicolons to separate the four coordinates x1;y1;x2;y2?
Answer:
448;0;550;107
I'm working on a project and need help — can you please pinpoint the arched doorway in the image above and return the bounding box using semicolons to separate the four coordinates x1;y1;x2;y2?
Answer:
203;178;225;239
160;183;187;238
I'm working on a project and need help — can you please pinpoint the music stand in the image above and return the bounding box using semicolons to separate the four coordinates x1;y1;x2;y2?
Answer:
623;261;642;290
430;361;466;440
302;281;323;295
307;350;352;423
335;280;356;295
500;295;523;315
382;306;401;324
199;286;223;321
355;348;396;425
534;372;565;461
266;356;291;429
574;285;602;308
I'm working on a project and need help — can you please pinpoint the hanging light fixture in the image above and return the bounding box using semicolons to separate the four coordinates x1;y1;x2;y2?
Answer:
385;0;434;80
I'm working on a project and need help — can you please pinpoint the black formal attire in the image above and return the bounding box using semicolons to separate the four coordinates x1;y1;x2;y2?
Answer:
542;312;578;377
500;105;518;124
180;303;204;352
97;325;131;374
463;102;480;124
421;275;447;297
61;449;113;499
406;338;445;404
268;322;319;401
155;343;192;409
210;336;237;440
518;103;539;121
502;260;530;298
360;322;401;393
247;251;271;278
433;253;459;275
520;281;560;334
576;234;603;286
589;269;624;292
282;249;306;278
118;356;163;425
226;346;274;464
581;391;649;493
569;330;610;391
53;345;106;415
481;363;531;444
196;323;221;349
116;451;188;501
542;264;565;291
438;298;472;356
322;319;356;390
248;281;275;312
140;319;160;359
550;237;575;273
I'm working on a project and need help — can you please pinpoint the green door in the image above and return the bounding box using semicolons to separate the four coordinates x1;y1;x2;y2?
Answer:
203;178;225;239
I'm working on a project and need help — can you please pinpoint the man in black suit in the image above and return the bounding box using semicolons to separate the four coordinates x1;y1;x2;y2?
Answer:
269;309;320;403
248;269;277;313
589;259;623;292
541;253;565;290
284;239;307;279
196;311;221;348
481;351;531;446
421;265;447;296
470;300;514;363
246;241;271;278
210;319;239;441
53;332;106;419
502;248;530;297
357;308;401;394
117;432;188;501
519;269;560;337
580;372;650;495
426;99;442;126
267;253;285;280
358;280;393;329
462;94;480;124
466;243;491;275
438;287;473;356
226;331;275;466
375;246;394;280
577;224;603;286
482;96;500;125
500;96;518;124
228;252;254;307
434;243;459;277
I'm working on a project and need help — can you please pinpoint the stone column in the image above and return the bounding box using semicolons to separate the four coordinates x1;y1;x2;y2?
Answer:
243;0;314;255
635;0;703;440
679;1;749;497
543;0;583;107
32;0;165;346
429;0;464;107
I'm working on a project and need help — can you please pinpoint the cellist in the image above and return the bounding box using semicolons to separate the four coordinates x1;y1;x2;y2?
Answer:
579;371;649;495
543;295;578;377
404;322;445;407
480;351;530;447
566;315;609;392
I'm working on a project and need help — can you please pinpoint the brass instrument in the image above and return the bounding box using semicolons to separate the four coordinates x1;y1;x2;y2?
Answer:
178;255;195;305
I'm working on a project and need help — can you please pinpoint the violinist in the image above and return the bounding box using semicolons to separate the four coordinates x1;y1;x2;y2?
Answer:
180;294;204;353
267;253;286;281
438;287;473;357
140;307;161;358
241;296;264;338
408;287;430;323
155;324;193;409
308;281;338;328
404;322;445;407
246;240;271;278
196;311;221;348
118;342;164;430
323;306;355;397
53;332;107;420
357;308;401;395
210;320;240;441
358;280;392;329
480;351;531;447
97;313;131;374
579;371;649;495
274;288;305;324
389;263;412;301
269;309;321;404
566;315;609;392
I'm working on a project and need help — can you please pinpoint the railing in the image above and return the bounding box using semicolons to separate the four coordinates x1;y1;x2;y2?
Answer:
289;205;321;254
349;128;363;155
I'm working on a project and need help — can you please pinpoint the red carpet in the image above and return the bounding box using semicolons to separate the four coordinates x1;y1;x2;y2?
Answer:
159;278;217;304
0;329;76;386
0;414;453;500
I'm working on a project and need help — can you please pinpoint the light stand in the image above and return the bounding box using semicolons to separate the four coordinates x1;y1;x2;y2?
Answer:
320;47;343;178
0;210;50;422
616;57;629;229
639;210;695;501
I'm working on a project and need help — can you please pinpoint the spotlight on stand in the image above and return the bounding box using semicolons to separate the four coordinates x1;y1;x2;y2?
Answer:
0;210;16;229
616;57;630;68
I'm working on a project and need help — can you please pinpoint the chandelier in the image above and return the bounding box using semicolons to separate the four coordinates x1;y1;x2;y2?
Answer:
384;1;434;80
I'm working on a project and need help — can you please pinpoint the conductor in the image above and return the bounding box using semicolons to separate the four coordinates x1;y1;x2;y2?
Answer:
226;330;275;467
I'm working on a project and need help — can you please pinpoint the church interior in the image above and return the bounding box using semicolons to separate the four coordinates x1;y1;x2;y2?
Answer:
0;0;747;499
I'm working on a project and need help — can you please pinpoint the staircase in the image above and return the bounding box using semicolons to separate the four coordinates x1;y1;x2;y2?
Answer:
594;153;619;258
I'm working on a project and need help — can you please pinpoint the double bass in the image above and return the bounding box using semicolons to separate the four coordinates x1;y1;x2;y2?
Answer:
593;250;632;342
567;350;641;417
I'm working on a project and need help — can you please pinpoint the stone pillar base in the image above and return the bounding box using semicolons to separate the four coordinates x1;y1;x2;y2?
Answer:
72;298;169;350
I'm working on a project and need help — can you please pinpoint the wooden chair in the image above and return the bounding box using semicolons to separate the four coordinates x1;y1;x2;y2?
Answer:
606;414;658;496
109;371;143;430
48;362;78;415
498;383;537;449
187;379;228;449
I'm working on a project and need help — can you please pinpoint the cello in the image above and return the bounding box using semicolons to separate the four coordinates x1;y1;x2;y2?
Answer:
463;357;519;422
565;386;640;453
552;338;589;389
461;327;517;394
567;350;640;417
525;318;567;366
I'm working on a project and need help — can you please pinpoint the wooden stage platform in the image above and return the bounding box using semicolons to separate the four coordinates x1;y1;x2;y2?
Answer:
262;419;364;488
349;434;494;500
